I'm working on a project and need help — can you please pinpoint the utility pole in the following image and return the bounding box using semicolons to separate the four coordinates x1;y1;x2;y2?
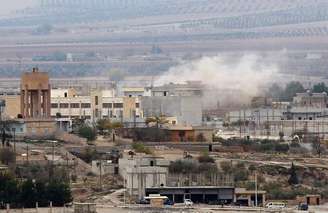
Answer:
26;143;29;164
266;108;269;139
52;141;55;163
255;171;258;207
133;110;136;128
13;129;16;154
258;110;261;135
99;160;103;190
243;107;246;137
13;128;16;170
123;175;126;205
50;141;56;180
239;110;242;138
0;101;2;145
66;152;70;186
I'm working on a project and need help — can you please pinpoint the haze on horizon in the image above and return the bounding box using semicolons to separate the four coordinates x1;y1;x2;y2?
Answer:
0;0;36;15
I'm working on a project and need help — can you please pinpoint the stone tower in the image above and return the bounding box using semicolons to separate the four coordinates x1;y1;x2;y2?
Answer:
20;68;51;118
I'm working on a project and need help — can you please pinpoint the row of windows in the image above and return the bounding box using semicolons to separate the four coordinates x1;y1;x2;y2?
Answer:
51;103;91;108
51;102;139;109
52;103;101;108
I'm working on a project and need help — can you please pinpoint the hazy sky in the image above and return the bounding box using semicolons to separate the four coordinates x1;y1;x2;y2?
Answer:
0;0;37;15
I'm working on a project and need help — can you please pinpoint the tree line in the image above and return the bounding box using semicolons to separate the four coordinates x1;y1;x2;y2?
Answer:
267;81;328;101
0;173;72;208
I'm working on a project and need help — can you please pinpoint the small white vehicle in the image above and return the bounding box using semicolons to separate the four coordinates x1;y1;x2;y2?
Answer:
265;202;287;209
184;199;193;206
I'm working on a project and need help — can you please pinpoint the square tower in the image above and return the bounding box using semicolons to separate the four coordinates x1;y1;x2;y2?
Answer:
20;68;51;118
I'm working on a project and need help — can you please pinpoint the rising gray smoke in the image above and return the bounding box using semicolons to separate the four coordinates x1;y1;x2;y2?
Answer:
156;54;279;108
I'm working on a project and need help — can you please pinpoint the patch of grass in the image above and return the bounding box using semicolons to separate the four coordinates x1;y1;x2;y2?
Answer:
132;142;152;154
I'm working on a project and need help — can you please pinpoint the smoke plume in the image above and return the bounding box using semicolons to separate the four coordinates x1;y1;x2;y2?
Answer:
156;54;279;108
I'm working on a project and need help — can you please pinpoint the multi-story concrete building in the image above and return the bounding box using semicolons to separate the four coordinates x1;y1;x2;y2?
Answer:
1;77;205;130
283;107;328;121
141;96;203;126
150;81;204;97
119;152;170;198
51;88;142;123
139;81;204;126
293;91;328;108
121;87;148;97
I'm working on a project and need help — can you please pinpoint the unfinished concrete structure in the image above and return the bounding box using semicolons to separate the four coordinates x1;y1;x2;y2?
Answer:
21;68;51;119
119;152;170;198
141;96;203;126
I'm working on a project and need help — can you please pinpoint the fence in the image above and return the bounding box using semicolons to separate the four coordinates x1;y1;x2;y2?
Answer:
0;203;73;213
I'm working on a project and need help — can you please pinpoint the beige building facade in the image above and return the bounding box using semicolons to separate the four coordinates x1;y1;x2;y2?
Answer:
21;68;51;119
0;95;21;119
1;88;142;123
51;89;142;122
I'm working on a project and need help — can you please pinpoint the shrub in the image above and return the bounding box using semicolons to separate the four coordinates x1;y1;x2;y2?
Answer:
263;182;315;200
169;159;218;174
80;147;98;163
244;181;255;190
258;165;289;176
0;148;15;165
213;136;225;142
169;160;198;174
220;161;233;173
235;162;246;169
290;141;300;148
275;143;290;153
288;163;299;185
234;169;249;182
248;164;257;173
78;125;96;141
321;187;328;199
132;142;152;154
198;163;218;173
198;151;215;163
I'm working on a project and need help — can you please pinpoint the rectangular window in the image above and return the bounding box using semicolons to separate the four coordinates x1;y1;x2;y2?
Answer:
60;103;69;108
81;103;91;108
103;103;112;108
114;103;123;108
70;103;80;108
51;103;58;108
136;103;140;108
95;96;99;105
